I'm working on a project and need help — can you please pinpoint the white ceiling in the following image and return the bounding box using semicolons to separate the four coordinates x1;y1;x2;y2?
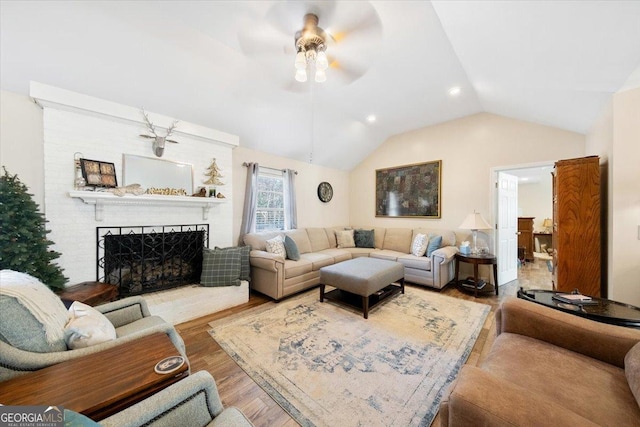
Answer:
2;1;639;170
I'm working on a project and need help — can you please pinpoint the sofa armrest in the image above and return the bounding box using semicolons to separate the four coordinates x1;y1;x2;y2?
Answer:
497;297;640;368
430;246;458;264
250;250;284;272
440;365;599;427
101;371;227;427
96;296;150;328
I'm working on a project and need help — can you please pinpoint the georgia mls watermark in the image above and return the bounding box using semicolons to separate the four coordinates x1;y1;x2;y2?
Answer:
0;405;64;427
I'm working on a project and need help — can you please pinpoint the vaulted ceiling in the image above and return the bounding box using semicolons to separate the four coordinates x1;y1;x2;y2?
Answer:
2;1;639;170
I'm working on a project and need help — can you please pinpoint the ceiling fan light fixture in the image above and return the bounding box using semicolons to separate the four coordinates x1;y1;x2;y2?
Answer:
316;50;329;71
294;13;328;83
295;69;308;82
295;50;307;70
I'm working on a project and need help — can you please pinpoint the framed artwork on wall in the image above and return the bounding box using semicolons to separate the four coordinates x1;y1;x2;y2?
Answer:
80;159;118;188
375;160;441;218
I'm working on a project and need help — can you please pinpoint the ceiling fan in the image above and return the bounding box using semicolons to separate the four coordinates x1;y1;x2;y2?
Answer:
237;1;383;89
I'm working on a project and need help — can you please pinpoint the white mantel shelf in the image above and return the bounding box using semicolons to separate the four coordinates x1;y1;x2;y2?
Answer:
69;191;225;221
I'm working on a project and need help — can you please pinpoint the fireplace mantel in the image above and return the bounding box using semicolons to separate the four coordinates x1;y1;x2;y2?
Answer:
69;191;225;221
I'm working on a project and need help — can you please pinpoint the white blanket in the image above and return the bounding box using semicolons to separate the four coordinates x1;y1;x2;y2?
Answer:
0;270;69;345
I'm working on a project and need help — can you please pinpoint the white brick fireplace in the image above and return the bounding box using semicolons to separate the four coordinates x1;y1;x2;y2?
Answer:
31;82;247;323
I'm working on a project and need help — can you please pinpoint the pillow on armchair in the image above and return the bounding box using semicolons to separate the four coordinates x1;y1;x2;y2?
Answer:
0;270;69;352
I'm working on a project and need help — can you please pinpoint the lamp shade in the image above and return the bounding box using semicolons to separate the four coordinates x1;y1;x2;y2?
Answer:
459;212;492;230
542;218;553;228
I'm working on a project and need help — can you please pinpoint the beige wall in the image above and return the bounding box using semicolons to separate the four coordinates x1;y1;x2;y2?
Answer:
232;146;350;245
0;90;45;208
519;177;553;233
349;113;585;247
586;87;640;306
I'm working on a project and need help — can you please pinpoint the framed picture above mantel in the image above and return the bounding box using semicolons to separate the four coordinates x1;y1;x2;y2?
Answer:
375;160;441;218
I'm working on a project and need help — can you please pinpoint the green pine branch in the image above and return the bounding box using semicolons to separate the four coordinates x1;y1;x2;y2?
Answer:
0;167;67;290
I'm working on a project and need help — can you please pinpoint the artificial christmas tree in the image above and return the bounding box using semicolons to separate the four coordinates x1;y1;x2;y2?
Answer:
0;167;67;290
202;158;224;186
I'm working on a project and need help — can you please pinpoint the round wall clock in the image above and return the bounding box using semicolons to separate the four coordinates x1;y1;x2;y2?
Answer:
317;182;333;203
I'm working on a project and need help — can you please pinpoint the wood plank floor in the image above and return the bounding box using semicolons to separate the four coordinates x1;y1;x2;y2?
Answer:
174;261;553;427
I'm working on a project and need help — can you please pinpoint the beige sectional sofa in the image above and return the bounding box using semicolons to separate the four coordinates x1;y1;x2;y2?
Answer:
243;227;458;301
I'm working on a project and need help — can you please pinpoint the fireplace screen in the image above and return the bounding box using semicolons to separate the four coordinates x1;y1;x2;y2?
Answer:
97;224;209;297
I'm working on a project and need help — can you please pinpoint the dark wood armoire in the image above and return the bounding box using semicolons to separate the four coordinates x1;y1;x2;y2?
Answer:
552;156;602;296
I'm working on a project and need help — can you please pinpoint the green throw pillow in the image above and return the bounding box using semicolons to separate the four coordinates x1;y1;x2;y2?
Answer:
426;235;443;257
214;246;250;282
283;235;300;261
354;229;375;248
201;249;241;287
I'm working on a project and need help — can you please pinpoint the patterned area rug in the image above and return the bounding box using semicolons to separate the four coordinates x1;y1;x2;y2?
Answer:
209;287;490;427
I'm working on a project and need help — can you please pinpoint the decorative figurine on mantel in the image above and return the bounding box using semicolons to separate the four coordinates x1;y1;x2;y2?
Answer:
203;158;224;197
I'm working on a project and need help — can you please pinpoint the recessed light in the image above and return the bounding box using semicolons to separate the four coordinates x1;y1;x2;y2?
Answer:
366;115;376;123
448;86;461;96
521;177;529;181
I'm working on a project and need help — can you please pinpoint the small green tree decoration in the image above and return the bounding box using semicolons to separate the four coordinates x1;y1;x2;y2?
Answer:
0;167;67;290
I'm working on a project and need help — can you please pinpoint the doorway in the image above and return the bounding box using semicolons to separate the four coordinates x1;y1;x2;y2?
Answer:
492;162;554;288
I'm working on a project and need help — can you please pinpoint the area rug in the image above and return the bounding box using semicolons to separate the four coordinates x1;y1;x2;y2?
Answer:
209;287;490;427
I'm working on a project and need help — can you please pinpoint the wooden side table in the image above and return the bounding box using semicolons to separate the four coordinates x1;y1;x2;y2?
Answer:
57;281;118;306
455;253;498;297
0;333;188;421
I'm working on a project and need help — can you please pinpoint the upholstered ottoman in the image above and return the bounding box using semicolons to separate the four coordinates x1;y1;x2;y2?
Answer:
319;257;405;318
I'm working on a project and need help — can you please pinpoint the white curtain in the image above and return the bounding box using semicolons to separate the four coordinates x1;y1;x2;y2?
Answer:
284;169;297;230
238;162;260;245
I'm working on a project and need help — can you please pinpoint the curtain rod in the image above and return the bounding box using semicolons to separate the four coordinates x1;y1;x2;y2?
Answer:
242;162;298;175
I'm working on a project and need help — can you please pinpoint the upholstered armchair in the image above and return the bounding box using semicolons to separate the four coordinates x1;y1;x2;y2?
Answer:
440;297;640;426
99;371;253;427
0;270;187;382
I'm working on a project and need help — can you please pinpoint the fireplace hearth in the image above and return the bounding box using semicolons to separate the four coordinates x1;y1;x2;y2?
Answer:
97;224;209;297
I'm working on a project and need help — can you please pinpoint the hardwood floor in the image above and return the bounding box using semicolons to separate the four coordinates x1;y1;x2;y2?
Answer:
174;261;553;426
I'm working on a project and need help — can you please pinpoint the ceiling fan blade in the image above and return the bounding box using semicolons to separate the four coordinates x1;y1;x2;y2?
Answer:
237;23;290;57
325;2;382;45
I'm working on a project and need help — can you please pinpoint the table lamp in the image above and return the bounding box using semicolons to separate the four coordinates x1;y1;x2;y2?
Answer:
459;211;492;254
542;218;553;233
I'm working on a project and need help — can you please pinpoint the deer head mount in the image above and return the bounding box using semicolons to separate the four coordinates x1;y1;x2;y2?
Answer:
139;109;179;157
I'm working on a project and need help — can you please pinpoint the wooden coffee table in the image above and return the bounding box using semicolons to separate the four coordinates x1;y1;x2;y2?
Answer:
0;333;188;420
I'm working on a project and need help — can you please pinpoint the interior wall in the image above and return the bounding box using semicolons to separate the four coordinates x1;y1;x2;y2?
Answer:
0;90;44;208
611;87;640;306
518;177;553;232
349;113;585;248
232;146;350;245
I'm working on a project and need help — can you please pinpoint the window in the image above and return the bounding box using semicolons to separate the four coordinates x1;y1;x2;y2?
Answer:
255;167;285;231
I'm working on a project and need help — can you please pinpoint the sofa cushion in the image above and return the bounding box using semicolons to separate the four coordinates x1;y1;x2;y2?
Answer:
265;235;286;258
64;301;117;349
426;235;443;256
283;236;300;261
284;229;313;254
410;233;428;256
382;228;413;253
370;250;405;262
201;249;241;287
342;247;378;257
243;230;282;251
317;248;352;264
284;259;313;279
354;229;375;248
626;342;640;407
299;253;334;270
481;332;640;426
396;254;432;270
0;270;69;353
306;227;331;252
214;246;251;282
413;228;457;247
335;230;356;248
